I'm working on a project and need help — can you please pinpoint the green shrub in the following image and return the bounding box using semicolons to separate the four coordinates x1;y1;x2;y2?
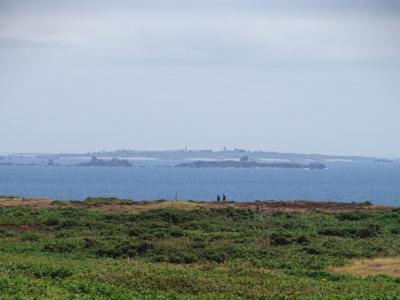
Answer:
43;240;80;253
336;211;369;221
269;233;292;246
84;197;132;205
45;217;60;226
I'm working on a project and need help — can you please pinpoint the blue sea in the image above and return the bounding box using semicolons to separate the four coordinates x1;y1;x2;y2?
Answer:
0;160;400;206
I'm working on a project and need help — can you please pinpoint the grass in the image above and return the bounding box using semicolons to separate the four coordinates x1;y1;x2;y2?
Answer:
329;257;400;277
0;199;399;299
0;196;51;207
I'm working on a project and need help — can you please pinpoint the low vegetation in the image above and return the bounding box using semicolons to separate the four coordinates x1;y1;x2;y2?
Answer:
0;197;399;299
329;257;400;277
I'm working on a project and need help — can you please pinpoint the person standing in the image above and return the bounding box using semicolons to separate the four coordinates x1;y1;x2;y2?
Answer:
222;194;226;201
217;195;221;202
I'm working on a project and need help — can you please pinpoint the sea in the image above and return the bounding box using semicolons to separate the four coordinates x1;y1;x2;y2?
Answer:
0;158;399;206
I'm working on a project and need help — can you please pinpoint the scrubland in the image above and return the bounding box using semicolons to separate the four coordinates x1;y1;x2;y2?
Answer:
0;197;399;299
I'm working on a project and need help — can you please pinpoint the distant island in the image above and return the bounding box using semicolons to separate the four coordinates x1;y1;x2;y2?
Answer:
10;148;398;164
83;148;378;162
78;156;132;167
176;157;326;170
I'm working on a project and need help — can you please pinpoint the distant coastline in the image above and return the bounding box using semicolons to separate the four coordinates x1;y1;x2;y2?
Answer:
8;148;396;163
176;160;326;169
0;149;397;170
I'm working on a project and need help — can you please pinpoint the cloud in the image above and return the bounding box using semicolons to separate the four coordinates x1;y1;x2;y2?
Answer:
0;0;399;155
0;38;63;50
1;5;399;67
1;0;400;15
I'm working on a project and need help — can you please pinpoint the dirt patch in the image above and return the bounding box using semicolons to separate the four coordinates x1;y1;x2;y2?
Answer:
0;197;52;208
328;257;400;277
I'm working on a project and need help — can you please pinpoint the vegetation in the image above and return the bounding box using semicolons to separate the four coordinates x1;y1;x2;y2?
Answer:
0;199;399;299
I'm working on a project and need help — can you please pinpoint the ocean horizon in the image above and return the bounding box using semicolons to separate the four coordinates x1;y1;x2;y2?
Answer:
1;161;399;206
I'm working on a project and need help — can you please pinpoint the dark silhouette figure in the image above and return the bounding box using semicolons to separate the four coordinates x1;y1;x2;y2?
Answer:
217;195;221;202
222;194;226;201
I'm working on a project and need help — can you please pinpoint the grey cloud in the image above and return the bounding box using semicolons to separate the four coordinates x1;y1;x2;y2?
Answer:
1;10;399;66
1;0;399;67
0;38;63;50
1;0;400;15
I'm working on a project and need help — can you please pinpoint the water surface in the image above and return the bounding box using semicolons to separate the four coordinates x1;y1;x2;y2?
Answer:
1;161;399;205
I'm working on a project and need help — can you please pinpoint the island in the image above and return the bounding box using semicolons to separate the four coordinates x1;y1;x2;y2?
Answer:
176;159;326;169
78;156;132;167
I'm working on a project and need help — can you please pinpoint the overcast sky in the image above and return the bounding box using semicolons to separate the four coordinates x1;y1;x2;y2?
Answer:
0;0;399;156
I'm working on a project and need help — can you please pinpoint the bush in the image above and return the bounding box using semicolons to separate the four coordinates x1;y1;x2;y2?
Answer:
20;232;41;242
354;224;381;238
303;247;321;255
318;224;381;238
43;240;79;253
270;233;292;246
205;251;228;263
58;219;79;228
336;211;369;221
32;265;74;279
45;217;60;226
84;197;132;205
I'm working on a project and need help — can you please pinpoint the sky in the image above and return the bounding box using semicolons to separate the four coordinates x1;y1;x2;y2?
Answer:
0;0;399;157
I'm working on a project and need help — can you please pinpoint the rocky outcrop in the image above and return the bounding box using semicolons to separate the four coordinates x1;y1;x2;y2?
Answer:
78;156;132;167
